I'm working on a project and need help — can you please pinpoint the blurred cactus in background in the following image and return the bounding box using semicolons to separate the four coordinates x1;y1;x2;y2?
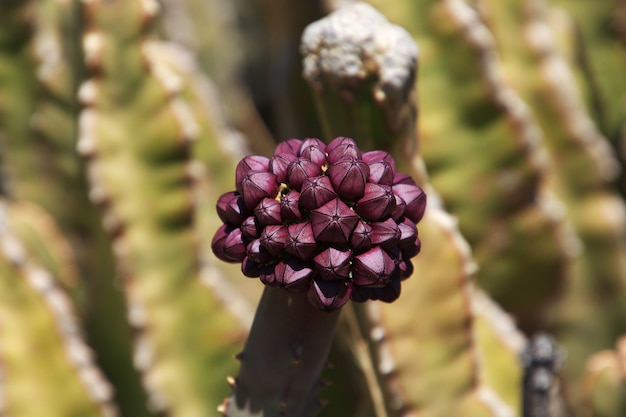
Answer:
0;0;625;416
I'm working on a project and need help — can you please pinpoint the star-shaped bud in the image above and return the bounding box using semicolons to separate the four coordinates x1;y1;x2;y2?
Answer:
240;216;260;241
313;247;351;281
236;155;270;192
392;183;426;223
362;151;396;185
349;220;373;252
308;279;352;311
327;142;362;165
269;153;298;183
352;246;395;287
326;136;356;153
246;238;272;264
355;183;396;221
393;172;416;186
326;158;369;201
259;224;287;257
370;218;401;249
241;256;261;278
217;191;248;225
373;277;401;303
311;198;359;245
259;264;278;287
254;198;282;226
280;190;302;221
300;176;337;211
240;171;279;210
390;194;406;221
285;222;317;260
300;138;327;167
275;258;313;293
275;138;303;156
212;225;246;263
350;285;373;303
397;217;419;255
287;158;323;190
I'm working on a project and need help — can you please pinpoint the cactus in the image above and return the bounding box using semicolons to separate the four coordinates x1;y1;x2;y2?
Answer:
0;0;624;417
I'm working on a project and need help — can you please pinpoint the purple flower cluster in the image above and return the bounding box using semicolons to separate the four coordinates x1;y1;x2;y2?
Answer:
212;137;426;311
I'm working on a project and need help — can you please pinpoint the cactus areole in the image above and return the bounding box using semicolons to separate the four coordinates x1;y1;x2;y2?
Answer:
212;137;425;311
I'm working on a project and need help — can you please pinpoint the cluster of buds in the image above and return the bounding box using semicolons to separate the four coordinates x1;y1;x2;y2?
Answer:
212;137;425;311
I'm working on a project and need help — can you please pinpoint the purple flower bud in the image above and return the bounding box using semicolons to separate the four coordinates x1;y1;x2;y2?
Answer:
300;138;327;152
246;238;272;264
211;224;246;263
362;151;396;185
275;138;303;156
259;224;287;257
370;218;400;249
280;190;302;221
313;247;351;280
236;155;270;192
326;136;357;154
285;222;318;260
254;197;282;226
308;279;352;311
311;198;360;245
241;256;261;278
269;153;298;183
327;143;362;165
393;172;416;186
326;158;369;201
397;217;418;254
259;264;278;287
352;246;395;287
373;278;401;303
354;183;396;221
390;194;406;221
300;143;327;167
299;176;337;211
402;236;421;260
349;220;373;252
399;258;414;279
392;183;426;223
216;191;237;224
240;171;279;210
350;285;373;303
287;158;323;190
275;258;313;293
240;216;260;241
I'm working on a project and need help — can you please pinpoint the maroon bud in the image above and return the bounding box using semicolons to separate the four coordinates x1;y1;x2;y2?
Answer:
300;138;327;167
390;194;406;221
313;247;351;280
240;216;260;241
326;136;357;153
350;285;373;303
349;220;373;252
254;197;282;226
352;246;395;287
370;218;400;249
393;172;416;186
308;279;352;311
240;171;279;210
399;258;414;279
311;198;360;245
259;224;287;257
285;222;317;260
211;225;246;263
236;155;270;192
275;258;313;293
326;158;369;201
246;238;272;264
392;183;426;223
216;191;237;224
269;153;298;183
300;176;337;211
327;143;362;165
397;217;418;253
402;236;421;260
355;183;396;221
373;278;401;303
362;151;396;185
275;139;303;156
259;264;278;286
280;190;302;221
287;158;323;190
241;256;261;278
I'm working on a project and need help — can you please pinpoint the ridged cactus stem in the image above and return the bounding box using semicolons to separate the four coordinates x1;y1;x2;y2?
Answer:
221;286;340;417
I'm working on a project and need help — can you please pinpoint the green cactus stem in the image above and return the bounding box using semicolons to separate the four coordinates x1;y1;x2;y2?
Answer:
220;287;340;417
0;199;117;417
